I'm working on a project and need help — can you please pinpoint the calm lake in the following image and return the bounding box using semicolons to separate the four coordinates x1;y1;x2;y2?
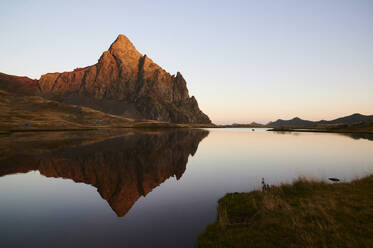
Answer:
1;128;372;247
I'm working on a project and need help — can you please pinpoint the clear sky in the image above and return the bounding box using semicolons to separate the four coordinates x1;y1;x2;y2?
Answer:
1;0;372;124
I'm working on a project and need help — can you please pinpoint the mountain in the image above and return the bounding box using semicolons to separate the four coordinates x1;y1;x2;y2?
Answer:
250;122;264;126
38;34;210;123
0;129;209;217
318;113;373;125
267;117;315;127
268;113;373;127
0;72;40;95
0;34;211;124
227;122;265;128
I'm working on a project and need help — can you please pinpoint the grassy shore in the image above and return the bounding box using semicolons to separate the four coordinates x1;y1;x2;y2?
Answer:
198;175;373;248
267;121;373;134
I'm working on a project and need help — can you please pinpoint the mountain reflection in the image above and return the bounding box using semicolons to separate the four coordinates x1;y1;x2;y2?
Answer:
0;129;209;217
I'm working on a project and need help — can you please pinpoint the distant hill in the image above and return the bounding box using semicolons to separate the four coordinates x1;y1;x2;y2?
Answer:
267;117;315;127
250;122;264;126
318;113;373;125
268;113;373;127
227;122;265;128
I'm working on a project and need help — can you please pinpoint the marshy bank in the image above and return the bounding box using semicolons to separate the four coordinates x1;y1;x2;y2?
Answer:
198;175;373;248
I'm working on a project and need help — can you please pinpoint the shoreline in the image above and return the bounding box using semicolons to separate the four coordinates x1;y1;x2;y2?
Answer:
267;128;373;134
198;174;373;247
2;125;373;135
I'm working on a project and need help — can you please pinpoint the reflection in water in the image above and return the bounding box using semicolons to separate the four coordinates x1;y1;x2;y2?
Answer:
344;133;373;141
0;129;209;217
1;128;373;248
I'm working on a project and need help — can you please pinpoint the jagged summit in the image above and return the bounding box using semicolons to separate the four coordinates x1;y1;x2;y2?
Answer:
110;34;137;51
107;34;142;69
35;35;211;124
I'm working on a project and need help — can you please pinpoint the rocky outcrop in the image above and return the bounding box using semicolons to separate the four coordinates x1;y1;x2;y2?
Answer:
0;129;209;216
38;35;211;124
0;72;40;95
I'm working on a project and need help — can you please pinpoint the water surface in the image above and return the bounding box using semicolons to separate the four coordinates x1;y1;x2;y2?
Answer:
0;128;372;247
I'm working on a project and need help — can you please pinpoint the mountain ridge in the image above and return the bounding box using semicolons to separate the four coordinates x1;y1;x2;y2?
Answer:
268;113;373;127
0;34;211;124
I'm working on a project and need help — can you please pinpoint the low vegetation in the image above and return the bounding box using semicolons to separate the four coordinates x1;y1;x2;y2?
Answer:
268;122;373;134
0;90;215;132
0;90;134;130
198;175;373;248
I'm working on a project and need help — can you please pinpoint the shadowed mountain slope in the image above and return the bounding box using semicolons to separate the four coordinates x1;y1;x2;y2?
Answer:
268;113;373;127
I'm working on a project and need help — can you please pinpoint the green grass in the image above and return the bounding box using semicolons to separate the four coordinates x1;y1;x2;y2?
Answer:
198;175;373;248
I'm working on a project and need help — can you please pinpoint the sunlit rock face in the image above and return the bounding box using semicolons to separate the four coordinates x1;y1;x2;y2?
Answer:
0;73;40;95
37;35;211;124
0;129;209;216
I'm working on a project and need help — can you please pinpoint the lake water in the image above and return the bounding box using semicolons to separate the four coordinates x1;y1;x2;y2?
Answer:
1;128;372;247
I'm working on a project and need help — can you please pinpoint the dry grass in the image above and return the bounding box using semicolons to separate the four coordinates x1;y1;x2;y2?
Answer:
0;90;135;130
0;90;214;131
268;122;373;134
198;176;373;248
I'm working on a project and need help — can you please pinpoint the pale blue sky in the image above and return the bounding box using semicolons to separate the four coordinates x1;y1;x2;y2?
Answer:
1;0;372;124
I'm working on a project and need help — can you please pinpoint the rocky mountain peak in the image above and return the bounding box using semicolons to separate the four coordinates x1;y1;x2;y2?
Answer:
109;34;138;53
35;35;211;124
